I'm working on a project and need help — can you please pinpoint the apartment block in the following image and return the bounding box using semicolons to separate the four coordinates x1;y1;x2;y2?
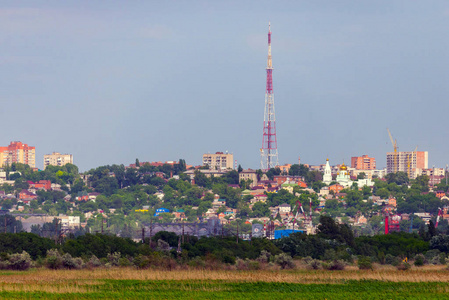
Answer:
0;141;35;168
44;152;73;169
386;151;428;177
351;155;376;170
202;152;234;170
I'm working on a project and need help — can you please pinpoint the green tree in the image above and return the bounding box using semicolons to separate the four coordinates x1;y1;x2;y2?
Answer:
194;170;211;189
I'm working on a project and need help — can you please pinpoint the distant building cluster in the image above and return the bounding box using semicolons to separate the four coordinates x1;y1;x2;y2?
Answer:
0;141;74;171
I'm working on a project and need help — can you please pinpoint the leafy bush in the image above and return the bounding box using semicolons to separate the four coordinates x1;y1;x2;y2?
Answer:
62;253;83;269
306;259;321;270
156;240;170;252
385;254;400;266
323;260;346;271
88;255;102;268
358;256;373;270
45;249;63;269
273;253;295;269
187;257;206;269
133;254;150;269
396;262;411;270
235;258;260;270
119;257;132;267
8;251;32;270
257;250;271;263
107;252;121;266
414;254;425;267
424;249;440;262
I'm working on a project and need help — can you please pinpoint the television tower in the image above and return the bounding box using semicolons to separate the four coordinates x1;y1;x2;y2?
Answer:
260;22;279;170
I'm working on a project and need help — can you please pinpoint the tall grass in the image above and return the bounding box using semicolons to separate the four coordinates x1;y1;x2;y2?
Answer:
1;265;449;286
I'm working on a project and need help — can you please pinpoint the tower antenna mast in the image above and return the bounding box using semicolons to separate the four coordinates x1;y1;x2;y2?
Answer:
261;22;279;170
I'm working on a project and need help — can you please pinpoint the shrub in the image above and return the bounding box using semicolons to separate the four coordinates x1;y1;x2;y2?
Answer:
414;254;425;267
235;258;247;270
187;257;206;269
385;254;400;266
306;259;321;270
257;250;271;263
323;249;337;261
156;240;170;252
235;258;261;271
424;249;440;262
45;249;63;269
0;260;9;270
119;257;132;267
62;253;83;269
8;251;32;270
396;262;411;271
358;256;373;270
323;260;346;271
273;253;295;269
88;255;102;268
107;252;121;266
133;254;150;269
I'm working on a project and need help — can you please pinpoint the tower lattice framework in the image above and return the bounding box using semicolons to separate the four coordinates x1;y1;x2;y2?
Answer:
261;23;279;171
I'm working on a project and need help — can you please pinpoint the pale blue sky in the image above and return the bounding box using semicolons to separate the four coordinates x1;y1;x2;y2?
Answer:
1;1;448;171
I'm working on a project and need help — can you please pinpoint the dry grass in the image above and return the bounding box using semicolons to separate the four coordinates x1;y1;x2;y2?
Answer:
0;265;448;288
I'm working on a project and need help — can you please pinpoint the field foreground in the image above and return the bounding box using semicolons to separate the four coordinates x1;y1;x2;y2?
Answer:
1;267;449;299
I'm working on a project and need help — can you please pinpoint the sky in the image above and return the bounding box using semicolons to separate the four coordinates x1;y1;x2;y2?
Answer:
1;1;449;171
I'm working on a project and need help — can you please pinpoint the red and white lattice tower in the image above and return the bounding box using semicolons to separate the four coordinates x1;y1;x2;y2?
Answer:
260;22;279;170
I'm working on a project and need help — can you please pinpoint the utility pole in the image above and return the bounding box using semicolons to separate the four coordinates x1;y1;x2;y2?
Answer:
141;227;145;243
182;223;185;244
236;222;239;244
149;220;153;248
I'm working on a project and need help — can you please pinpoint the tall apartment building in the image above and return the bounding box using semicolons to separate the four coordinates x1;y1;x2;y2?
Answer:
202;152;234;170
0;141;35;168
44;152;73;169
386;151;428;177
351;155;376;170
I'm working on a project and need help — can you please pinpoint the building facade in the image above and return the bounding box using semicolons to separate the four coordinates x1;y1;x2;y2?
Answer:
351;155;376;170
0;141;35;168
323;159;332;185
386;151;428;177
44;152;73;169
202;152;234;170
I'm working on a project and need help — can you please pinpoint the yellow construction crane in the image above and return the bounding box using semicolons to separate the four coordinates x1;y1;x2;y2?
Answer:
387;128;398;173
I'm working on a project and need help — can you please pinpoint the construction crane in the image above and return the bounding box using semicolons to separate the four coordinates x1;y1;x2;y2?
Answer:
387;128;398;173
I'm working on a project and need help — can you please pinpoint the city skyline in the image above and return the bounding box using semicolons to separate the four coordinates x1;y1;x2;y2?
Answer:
1;1;448;171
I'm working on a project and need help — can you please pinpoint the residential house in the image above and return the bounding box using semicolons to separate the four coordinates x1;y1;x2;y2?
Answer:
27;180;51;191
329;184;344;194
239;169;258;188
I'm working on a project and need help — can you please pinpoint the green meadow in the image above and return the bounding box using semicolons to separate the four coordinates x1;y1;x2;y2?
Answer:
1;268;449;299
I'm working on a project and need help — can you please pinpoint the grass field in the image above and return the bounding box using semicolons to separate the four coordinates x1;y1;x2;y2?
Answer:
1;266;449;299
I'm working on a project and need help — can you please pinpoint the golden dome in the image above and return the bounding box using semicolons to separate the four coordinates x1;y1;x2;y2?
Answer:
340;163;347;171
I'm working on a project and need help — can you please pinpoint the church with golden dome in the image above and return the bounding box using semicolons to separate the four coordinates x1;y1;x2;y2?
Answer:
336;163;353;188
